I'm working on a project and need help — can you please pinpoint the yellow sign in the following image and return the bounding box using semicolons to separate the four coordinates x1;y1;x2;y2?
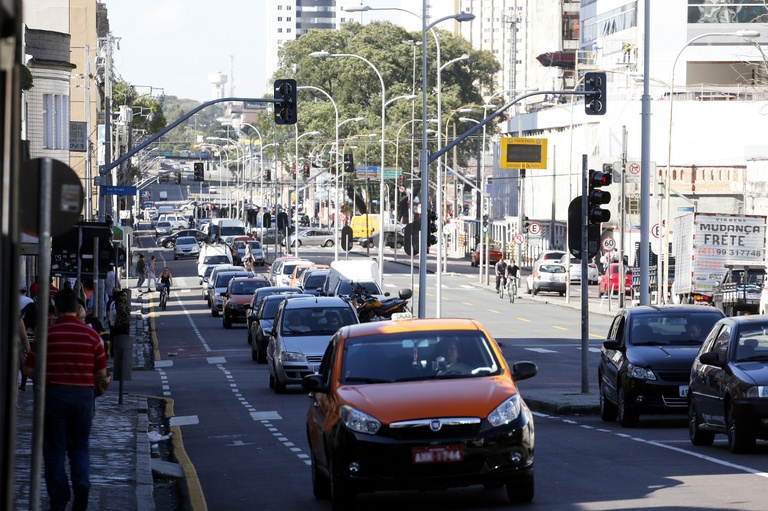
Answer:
500;137;548;169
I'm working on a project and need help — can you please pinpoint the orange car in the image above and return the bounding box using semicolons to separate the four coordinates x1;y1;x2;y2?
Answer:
470;242;503;266
302;318;538;507
221;276;269;329
288;263;329;288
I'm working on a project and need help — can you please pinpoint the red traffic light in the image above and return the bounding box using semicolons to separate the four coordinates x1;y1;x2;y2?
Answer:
589;170;612;188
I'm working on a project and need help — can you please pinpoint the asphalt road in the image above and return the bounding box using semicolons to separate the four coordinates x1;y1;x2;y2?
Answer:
126;230;768;511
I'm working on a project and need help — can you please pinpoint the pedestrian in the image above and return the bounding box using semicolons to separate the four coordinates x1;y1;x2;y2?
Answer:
135;253;146;290
145;255;157;292
23;287;109;511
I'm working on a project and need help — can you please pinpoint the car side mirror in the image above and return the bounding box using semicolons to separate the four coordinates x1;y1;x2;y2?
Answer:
302;373;329;394
602;340;622;351
699;351;722;366
512;361;538;382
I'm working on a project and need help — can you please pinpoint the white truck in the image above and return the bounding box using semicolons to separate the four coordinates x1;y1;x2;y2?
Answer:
672;213;767;305
323;260;384;299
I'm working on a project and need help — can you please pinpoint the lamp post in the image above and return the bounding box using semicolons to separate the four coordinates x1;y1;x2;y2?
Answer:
291;130;322;257
236;121;268;219
662;29;760;304
310;50;387;284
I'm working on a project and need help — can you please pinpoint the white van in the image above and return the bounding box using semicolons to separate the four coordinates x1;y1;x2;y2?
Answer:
157;214;186;231
197;243;234;281
209;218;246;244
324;260;384;299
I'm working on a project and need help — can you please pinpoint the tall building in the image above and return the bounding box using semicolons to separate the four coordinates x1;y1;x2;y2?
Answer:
265;0;337;85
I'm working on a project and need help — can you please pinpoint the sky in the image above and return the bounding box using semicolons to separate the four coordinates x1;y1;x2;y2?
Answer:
105;1;453;103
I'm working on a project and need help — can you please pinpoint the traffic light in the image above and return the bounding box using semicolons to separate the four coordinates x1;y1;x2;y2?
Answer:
175;171;181;184
523;216;530;233
584;71;607;115
343;153;354;173
588;169;612;225
264;169;271;181
399;174;405;187
302;163;310;179
482;214;488;233
274;79;297;125
427;210;438;246
193;162;204;181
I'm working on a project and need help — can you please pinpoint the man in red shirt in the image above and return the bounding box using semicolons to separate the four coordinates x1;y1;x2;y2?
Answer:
24;287;108;511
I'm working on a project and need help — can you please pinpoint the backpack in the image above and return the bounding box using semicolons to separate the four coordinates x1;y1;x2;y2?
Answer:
145;262;150;272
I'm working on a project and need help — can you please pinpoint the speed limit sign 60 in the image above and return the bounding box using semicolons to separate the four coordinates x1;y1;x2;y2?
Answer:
602;237;616;252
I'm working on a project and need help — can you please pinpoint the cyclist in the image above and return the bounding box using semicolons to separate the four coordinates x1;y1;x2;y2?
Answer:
506;259;520;295
159;267;173;297
494;258;508;293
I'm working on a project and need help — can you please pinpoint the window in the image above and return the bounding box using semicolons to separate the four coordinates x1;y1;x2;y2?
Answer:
42;94;69;150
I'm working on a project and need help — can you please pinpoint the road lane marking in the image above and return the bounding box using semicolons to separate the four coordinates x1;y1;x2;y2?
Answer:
461;302;473;306
553;326;568;331
517;318;532;323
169;415;199;426
525;348;558;353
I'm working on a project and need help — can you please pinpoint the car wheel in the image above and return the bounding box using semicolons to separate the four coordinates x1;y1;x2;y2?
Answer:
311;450;331;499
688;399;715;446
329;458;356;511
532;286;538;296
599;380;618;422
618;387;639;428
250;344;258;362
257;340;268;364
324;240;334;247
559;291;565;296
268;372;275;389
211;308;218;318
727;400;755;453
274;374;286;394
223;316;232;329
395;242;403;249
505;473;534;504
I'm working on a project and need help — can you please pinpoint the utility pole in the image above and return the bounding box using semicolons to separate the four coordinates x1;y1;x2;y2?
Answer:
83;44;93;220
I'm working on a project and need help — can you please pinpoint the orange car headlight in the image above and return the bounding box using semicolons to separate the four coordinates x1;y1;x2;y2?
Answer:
340;405;381;435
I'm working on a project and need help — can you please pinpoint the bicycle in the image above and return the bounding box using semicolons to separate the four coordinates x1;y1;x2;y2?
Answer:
507;276;518;304
498;277;507;299
158;284;168;311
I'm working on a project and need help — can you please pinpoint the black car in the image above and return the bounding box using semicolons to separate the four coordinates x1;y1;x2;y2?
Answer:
359;230;405;249
689;316;768;453
157;229;207;248
598;305;725;427
298;268;330;296
246;288;304;362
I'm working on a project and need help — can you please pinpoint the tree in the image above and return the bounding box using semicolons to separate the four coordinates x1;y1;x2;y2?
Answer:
272;21;501;214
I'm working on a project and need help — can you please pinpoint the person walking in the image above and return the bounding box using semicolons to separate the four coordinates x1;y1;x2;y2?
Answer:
145;255;157;292
23;287;109;511
135;254;146;290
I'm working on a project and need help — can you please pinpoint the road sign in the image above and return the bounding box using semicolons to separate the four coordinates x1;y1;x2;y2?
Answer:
602;236;616;251
614;160;657;183
20;158;84;238
341;225;354;252
100;185;137;196
651;223;665;238
628;162;640;176
513;233;525;245
500;137;548;169
527;221;542;236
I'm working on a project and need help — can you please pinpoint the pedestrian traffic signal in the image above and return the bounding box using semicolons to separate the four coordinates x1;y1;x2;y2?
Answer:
427;210;438;246
193;162;204;181
274;79;297;125
343;153;354;173
482;214;488;233
302;163;310;179
175;171;181;184
588;169;612;224
584;72;607;115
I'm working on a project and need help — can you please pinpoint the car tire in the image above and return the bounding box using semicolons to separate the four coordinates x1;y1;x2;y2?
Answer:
223;316;232;329
211;308;218;318
599;380;618;422
532;286;538;296
395;242;403;249
505;473;534;504
618;387;639;428
324;240;334;247
268;372;275;389
311;451;331;500
727;401;755;453
688;399;715;446
330;458;356;511
250;345;258;362
274;374;286;394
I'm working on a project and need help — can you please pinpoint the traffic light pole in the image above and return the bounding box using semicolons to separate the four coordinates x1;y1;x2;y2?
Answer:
580;155;590;395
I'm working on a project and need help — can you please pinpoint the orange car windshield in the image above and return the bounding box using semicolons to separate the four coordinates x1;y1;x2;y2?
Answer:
341;331;501;384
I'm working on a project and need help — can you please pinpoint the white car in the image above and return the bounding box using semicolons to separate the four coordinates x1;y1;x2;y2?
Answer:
565;257;599;284
174;236;201;260
527;262;567;296
155;221;173;236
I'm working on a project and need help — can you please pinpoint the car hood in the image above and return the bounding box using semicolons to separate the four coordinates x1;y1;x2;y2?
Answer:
732;362;768;385
279;334;333;356
336;377;519;423
626;345;701;370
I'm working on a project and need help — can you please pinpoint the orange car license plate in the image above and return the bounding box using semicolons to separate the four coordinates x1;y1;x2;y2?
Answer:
412;445;463;464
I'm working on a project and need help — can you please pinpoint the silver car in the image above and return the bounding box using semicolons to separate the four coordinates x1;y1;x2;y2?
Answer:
173;236;200;260
285;229;335;248
267;296;359;393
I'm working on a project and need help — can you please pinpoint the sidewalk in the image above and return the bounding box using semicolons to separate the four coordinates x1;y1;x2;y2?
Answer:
14;296;159;511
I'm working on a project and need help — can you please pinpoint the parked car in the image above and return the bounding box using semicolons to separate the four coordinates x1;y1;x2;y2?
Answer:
173;236;201;260
359;230;405;250
565;257;599;284
221;276;270;329
285;229;336;248
250;292;310;363
599;263;633;296
301;318;537;508
470;242;503;267
535;250;567;264
267;296;359;393
527;263;567;296
598;305;726;427
689;315;768;453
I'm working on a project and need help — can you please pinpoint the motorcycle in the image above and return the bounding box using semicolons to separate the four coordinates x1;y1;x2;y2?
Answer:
347;283;413;322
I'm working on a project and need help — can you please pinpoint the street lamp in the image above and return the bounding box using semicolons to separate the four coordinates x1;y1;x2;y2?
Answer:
310;50;387;284
292;129;322;257
662;29;760;304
